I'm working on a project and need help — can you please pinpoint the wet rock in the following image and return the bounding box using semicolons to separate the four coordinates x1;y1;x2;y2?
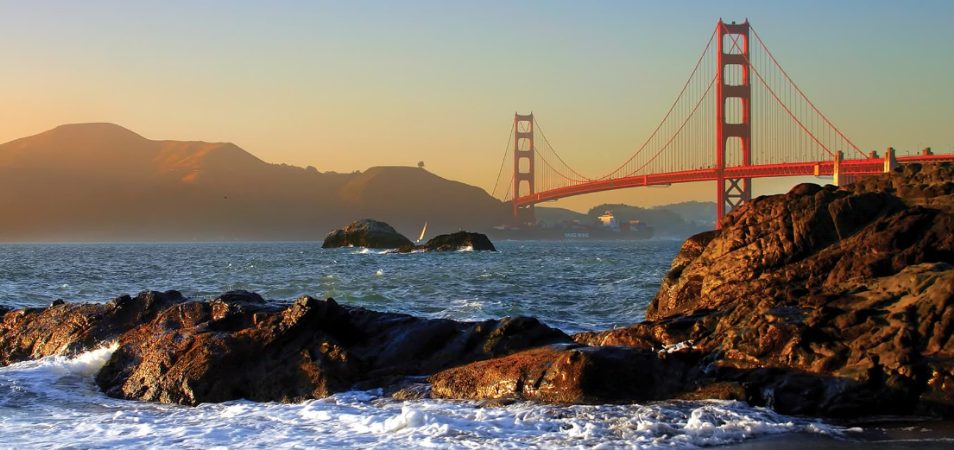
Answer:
94;297;570;405
421;231;496;252
388;381;432;400
395;231;497;253
430;344;701;403
322;219;413;249
0;290;186;365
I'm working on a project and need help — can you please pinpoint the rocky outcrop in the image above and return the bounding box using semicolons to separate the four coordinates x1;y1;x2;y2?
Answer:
396;231;497;252
85;293;568;405
0;290;186;365
422;231;496;251
431;163;954;418
322;220;497;252
0;290;562;406
647;170;954;320
322;219;414;249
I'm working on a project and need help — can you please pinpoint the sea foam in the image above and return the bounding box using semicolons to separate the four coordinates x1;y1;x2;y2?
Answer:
0;356;855;450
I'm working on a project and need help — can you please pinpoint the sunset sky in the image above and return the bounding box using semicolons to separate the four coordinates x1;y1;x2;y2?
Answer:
2;1;953;211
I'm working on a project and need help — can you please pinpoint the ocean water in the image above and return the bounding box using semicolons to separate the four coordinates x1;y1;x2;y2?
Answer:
0;240;905;448
0;240;680;333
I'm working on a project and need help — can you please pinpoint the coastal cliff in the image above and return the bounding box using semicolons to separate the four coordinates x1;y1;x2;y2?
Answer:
0;163;952;419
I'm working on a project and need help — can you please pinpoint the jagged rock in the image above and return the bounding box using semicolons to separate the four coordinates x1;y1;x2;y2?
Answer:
322;219;413;249
0;290;186;365
93;296;569;405
649;164;954;321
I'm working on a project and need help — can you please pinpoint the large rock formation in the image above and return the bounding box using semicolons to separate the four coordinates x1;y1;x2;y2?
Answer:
431;163;954;417
322;219;414;249
0;289;567;406
95;294;567;405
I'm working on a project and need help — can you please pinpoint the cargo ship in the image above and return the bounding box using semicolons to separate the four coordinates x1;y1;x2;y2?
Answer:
489;211;654;241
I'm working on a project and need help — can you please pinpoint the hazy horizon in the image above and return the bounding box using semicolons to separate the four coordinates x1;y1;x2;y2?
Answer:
2;1;953;211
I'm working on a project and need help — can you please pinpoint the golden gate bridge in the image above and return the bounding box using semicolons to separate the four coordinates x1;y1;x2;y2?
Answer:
490;20;954;228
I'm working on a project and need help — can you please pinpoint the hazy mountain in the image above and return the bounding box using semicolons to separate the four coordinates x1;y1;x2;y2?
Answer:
651;201;716;228
0;123;510;241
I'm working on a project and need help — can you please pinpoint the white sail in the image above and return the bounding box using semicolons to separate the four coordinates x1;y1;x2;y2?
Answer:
417;222;428;243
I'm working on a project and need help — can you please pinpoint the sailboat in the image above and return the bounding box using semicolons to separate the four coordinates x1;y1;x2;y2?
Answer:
416;222;428;244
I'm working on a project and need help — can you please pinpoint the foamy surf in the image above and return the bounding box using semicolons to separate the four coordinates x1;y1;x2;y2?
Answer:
0;343;118;407
2;342;118;379
0;365;856;450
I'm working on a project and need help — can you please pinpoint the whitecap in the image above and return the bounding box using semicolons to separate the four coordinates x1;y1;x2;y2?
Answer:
2;342;118;380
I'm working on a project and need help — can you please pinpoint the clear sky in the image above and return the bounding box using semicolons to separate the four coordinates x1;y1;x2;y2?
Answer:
2;1;953;211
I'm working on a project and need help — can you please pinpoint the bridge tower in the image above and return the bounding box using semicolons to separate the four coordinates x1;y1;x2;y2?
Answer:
513;112;535;223
715;20;752;227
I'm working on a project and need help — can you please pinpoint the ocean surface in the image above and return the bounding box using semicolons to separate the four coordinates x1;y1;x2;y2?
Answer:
0;240;949;449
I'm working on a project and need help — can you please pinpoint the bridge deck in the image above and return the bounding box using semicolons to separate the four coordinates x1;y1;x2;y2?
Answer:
514;155;954;207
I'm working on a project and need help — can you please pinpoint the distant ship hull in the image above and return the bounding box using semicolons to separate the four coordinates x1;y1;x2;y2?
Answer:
488;224;653;241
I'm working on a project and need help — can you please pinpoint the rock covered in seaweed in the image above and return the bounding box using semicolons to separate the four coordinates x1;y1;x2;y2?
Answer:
322;219;414;249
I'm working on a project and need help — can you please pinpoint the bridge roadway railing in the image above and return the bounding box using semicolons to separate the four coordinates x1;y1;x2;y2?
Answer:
513;154;954;207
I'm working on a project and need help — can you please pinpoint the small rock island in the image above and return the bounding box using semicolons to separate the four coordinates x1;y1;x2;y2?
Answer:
321;219;414;249
322;219;496;252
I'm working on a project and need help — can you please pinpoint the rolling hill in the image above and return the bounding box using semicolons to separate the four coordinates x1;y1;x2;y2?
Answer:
0;123;510;241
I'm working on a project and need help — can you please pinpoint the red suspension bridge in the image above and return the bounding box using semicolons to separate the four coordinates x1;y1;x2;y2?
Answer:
490;20;954;228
